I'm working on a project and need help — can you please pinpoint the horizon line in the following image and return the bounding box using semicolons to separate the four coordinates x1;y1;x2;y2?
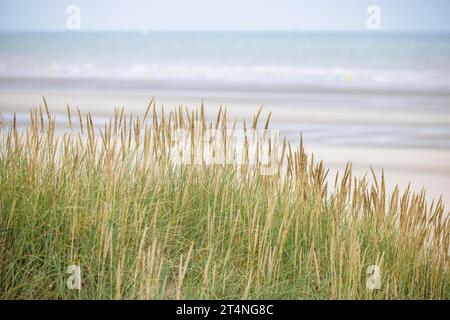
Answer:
1;29;450;35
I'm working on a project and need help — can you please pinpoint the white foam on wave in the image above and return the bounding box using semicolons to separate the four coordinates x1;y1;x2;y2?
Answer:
2;62;450;92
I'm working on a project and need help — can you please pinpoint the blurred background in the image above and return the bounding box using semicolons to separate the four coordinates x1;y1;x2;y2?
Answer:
1;0;450;204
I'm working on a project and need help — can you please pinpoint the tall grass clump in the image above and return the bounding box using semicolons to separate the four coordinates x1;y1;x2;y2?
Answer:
0;98;449;299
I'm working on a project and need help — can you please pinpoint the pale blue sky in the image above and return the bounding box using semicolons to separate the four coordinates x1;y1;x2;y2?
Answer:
1;0;449;32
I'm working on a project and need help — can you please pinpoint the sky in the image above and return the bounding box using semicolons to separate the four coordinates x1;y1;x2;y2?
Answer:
0;0;449;32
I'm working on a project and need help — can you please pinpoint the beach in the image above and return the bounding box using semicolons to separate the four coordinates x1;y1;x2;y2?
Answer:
1;86;450;206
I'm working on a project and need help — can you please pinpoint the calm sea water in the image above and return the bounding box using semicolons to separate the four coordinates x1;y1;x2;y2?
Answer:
1;32;450;93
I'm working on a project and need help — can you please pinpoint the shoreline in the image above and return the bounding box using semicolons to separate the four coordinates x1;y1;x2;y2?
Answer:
1;90;450;125
2;76;450;97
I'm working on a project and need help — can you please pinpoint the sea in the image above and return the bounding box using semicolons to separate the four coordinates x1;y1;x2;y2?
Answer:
1;31;450;148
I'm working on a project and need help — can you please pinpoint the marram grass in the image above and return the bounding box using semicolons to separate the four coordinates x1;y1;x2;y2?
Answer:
0;99;449;300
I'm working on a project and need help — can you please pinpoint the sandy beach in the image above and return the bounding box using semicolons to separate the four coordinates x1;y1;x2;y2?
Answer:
1;89;449;207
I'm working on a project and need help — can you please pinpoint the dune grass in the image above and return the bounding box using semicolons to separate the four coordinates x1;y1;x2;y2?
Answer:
0;99;449;299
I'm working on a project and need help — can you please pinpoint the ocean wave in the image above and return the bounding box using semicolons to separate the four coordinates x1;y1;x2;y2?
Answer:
1;62;450;91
